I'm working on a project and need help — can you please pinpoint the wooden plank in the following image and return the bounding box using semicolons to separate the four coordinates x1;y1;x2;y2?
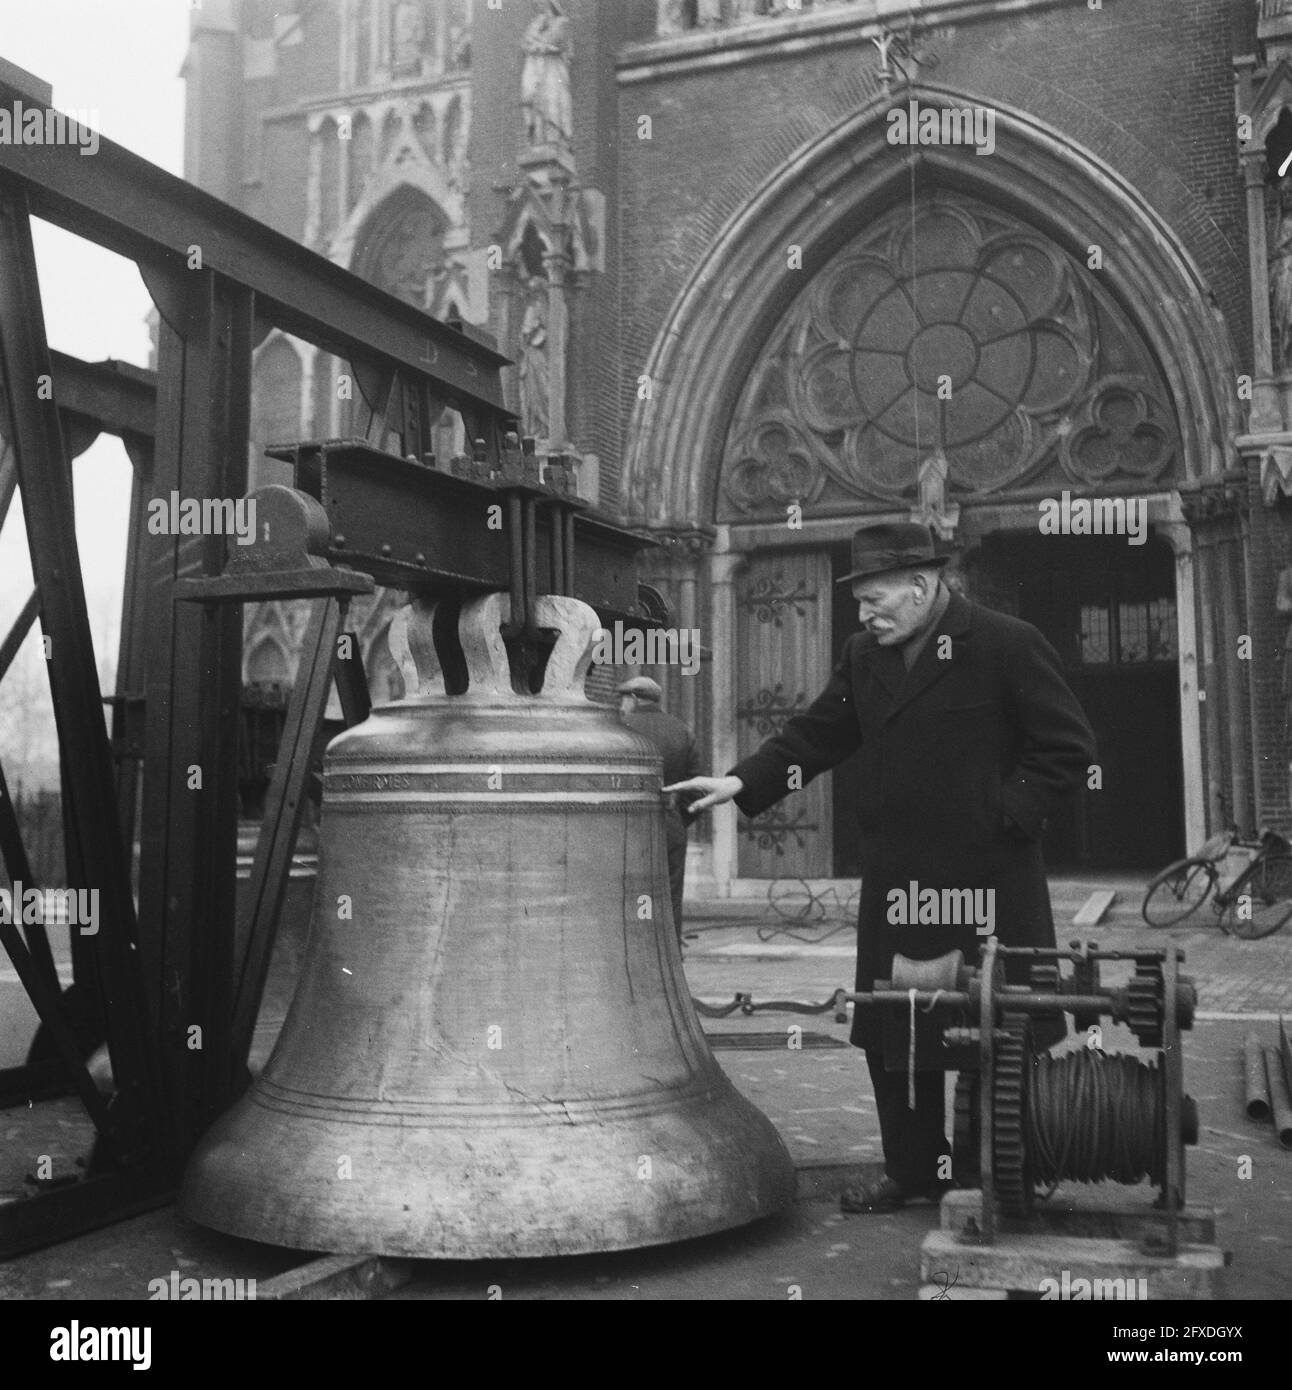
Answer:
939;1189;1217;1244
920;1229;1228;1300
0;1058;73;1108
1072;888;1117;926
0;1163;176;1260
255;1254;412;1303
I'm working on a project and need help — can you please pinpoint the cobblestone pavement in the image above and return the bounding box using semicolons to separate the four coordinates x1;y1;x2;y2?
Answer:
682;873;1292;1020
2;874;1289;1301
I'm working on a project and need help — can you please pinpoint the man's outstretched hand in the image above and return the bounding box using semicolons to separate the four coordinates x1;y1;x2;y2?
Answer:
661;775;743;814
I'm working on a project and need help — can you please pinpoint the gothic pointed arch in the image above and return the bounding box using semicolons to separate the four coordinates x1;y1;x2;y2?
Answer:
620;86;1240;528
250;332;306;459
348;182;450;310
246;634;291;687
721;192;1179;521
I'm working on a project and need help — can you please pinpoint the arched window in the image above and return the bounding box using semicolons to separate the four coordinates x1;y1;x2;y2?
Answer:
351;185;449;309
721;193;1178;520
246;636;291;686
250;337;303;485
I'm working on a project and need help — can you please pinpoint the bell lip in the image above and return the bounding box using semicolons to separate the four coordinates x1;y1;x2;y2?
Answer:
179;1094;797;1259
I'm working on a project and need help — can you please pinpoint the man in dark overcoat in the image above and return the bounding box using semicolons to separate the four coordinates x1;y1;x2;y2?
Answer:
666;522;1095;1212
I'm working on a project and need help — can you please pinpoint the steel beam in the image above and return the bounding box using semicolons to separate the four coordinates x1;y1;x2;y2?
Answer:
0;1161;177;1260
0;185;162;1144
270;440;654;622
0;78;508;411
49;350;156;448
135;268;250;1147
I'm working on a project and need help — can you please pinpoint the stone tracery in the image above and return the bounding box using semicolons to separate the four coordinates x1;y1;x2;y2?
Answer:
721;194;1179;519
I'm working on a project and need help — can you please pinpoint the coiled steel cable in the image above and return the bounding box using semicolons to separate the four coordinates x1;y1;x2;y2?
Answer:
1027;1049;1164;1193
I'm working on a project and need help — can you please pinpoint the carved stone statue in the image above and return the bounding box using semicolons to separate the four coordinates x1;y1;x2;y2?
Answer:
518;277;550;440
391;1;427;73
520;0;573;151
911;450;960;539
1270;183;1292;371
448;20;470;69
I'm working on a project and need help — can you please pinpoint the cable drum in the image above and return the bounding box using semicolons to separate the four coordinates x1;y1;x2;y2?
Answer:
1026;1050;1165;1189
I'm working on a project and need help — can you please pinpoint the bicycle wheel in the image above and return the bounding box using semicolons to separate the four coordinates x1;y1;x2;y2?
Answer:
1222;851;1292;940
1141;857;1215;927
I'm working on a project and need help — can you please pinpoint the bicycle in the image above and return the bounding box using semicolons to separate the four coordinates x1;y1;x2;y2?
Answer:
1141;825;1292;939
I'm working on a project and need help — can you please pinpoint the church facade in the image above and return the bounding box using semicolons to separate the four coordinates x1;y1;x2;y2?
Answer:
183;0;1292;892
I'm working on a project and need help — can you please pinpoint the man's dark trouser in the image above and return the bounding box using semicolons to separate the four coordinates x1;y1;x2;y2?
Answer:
864;1048;950;1193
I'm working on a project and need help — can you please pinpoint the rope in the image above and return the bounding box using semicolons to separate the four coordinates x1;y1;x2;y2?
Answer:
908;990;917;1109
1027;1050;1164;1191
906;985;948;1109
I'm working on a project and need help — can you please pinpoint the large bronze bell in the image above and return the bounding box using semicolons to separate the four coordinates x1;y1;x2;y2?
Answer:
181;593;794;1256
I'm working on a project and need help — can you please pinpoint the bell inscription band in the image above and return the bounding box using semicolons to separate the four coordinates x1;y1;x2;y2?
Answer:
181;593;794;1256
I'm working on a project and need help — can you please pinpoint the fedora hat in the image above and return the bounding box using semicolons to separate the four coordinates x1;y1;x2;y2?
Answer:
836;521;950;585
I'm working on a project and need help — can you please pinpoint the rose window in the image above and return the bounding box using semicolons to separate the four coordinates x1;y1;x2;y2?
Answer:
722;196;1178;519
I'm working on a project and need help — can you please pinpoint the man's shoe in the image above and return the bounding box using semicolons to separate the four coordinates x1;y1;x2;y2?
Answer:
839;1176;949;1214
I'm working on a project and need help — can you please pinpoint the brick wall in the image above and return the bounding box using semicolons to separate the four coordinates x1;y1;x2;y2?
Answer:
615;0;1248;513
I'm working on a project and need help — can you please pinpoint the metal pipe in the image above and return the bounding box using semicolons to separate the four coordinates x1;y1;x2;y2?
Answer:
849;990;1123;1015
1264;1046;1292;1150
1244;1032;1271;1121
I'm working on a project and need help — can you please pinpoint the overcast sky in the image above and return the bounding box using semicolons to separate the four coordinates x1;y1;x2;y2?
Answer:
0;1;190;785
